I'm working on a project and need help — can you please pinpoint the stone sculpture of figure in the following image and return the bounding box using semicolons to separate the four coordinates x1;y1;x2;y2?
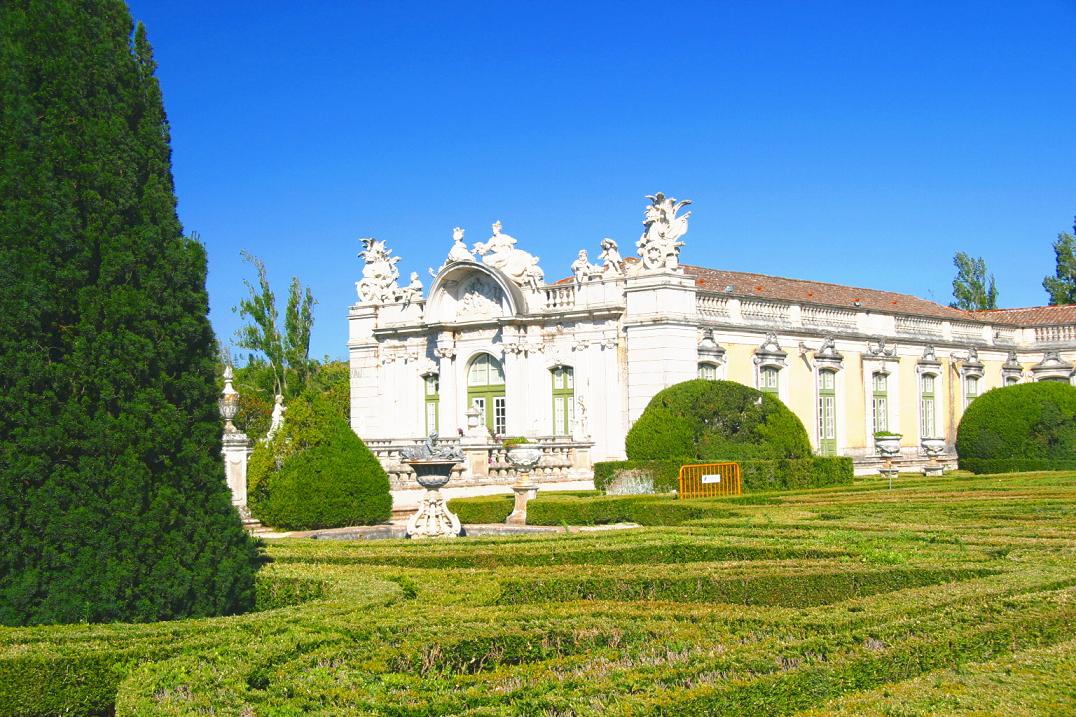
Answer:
447;226;473;263
266;394;285;442
635;192;692;271
472;220;546;291
574;396;589;439
356;237;402;304
599;238;623;276
402;271;423;304
570;250;600;283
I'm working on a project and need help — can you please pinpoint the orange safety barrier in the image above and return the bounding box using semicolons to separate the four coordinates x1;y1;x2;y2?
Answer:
678;462;743;500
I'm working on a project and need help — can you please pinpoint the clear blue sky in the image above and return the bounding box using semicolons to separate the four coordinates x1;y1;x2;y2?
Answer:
126;1;1076;361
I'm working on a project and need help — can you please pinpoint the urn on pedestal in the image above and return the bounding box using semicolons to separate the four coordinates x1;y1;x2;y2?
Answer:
921;438;946;477
874;432;902;488
401;433;463;539
506;446;543;525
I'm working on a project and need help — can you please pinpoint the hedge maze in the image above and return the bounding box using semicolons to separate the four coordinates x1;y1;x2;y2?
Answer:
3;472;1075;715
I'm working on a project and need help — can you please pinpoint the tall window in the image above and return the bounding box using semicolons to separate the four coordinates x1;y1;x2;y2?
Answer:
759;366;779;395
467;353;506;435
423;375;439;434
920;373;936;438
817;370;837;456
551;366;575;436
872;372;888;433
698;363;718;381
963;375;980;410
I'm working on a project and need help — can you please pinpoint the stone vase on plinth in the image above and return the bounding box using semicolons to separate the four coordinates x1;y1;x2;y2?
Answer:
506;446;542;525
921;438;946;477
401;433;464;539
874;433;902;488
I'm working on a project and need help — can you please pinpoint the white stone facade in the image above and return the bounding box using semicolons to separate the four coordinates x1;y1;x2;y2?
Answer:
349;196;1076;484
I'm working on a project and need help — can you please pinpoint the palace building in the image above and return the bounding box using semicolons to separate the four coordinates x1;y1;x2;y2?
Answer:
348;195;1076;485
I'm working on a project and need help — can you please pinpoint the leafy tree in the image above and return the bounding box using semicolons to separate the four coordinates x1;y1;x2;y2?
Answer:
0;1;260;625
949;252;998;310
1043;219;1076;306
234;253;316;399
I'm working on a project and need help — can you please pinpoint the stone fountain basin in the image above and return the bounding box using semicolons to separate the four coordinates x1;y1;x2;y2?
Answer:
405;460;458;490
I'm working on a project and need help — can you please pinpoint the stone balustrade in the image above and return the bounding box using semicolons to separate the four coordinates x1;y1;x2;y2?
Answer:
696;294;730;319
370;436;593;490
801;305;857;330
739;299;791;325
543;285;576;310
896;315;944;338
1035;325;1076;344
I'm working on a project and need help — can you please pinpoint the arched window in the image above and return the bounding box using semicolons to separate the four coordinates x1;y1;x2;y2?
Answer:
423;374;439;434
963;375;980;410
698;363;718;381
551;366;574;436
817;369;837;456
759;366;780;395
920;373;937;439
467;353;506;435
871;371;889;433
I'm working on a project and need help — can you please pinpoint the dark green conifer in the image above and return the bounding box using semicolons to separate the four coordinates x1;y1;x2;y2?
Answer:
0;1;259;625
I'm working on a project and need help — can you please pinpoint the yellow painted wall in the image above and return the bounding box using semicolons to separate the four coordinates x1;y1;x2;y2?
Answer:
724;342;757;385
843;352;866;450
897;356;920;447
785;355;816;446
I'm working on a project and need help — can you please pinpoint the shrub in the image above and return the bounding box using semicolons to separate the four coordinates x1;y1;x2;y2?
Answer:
626;380;811;461
448;495;515;524
249;395;391;530
957;382;1076;473
0;3;259;625
593;457;853;493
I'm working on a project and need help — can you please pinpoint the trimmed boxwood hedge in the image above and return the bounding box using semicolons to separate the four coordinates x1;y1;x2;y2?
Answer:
594;457;853;493
626;379;812;461
249;396;391;530
957;382;1076;474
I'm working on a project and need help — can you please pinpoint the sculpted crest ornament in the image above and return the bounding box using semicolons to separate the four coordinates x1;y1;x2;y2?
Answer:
356;237;402;304
635;193;692;272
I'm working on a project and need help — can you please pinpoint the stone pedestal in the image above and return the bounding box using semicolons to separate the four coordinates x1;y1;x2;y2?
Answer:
221;430;254;522
404;460;462;539
506;446;542;525
921;438;946;477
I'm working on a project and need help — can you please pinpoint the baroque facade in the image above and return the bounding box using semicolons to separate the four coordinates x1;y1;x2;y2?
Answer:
349;195;1076;484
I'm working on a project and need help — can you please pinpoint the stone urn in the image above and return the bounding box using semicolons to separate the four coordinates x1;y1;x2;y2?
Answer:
401;433;463;539
921;438;947;477
506;446;542;525
874;433;902;486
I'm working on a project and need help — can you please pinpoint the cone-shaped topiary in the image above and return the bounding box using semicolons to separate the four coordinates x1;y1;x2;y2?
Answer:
249;396;391;530
0;1;259;625
957;382;1076;473
626;380;812;461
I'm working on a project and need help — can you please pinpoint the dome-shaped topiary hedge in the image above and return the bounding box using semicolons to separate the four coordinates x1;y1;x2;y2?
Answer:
248;395;391;530
956;381;1076;474
626;379;812;461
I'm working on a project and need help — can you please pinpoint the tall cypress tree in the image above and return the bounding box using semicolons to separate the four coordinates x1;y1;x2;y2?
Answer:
0;1;260;625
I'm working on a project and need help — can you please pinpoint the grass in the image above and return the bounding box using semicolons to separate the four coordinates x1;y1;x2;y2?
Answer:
2;471;1075;715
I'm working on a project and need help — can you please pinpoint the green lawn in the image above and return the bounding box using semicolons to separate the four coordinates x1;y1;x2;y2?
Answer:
3;471;1075;716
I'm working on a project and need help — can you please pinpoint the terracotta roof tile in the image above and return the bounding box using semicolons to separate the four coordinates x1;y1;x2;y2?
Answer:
682;265;970;321
968;305;1076;326
555;260;1076;329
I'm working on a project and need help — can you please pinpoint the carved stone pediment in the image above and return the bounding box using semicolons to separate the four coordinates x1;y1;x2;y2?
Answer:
456;276;504;320
866;336;898;360
753;331;787;369
814;335;844;371
917;344;941;372
959;347;984;378
1032;350;1073;381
